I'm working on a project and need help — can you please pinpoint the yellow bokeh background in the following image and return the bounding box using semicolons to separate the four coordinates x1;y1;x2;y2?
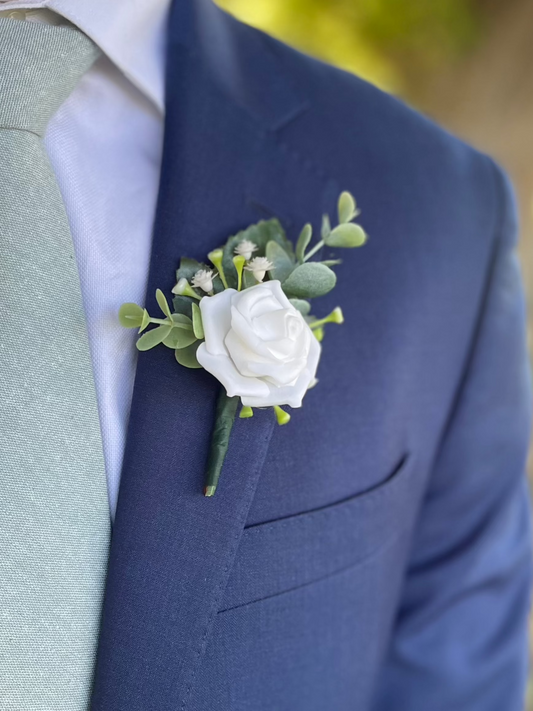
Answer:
217;0;398;91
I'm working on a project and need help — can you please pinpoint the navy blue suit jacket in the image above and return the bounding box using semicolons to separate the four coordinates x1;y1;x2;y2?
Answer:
91;1;533;709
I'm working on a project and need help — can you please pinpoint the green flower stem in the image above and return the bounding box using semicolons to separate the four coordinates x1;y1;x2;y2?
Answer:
313;327;324;342
233;255;246;291
309;307;344;330
174;278;202;300
303;239;324;262
239;405;253;418
274;405;291;425
204;389;240;497
147;316;193;329
208;249;229;289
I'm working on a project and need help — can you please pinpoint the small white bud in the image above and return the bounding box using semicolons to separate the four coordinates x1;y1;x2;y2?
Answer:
172;277;189;295
244;257;273;283
191;269;216;293
234;239;258;261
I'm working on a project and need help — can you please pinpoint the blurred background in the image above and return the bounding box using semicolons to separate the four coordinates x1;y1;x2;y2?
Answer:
216;0;533;705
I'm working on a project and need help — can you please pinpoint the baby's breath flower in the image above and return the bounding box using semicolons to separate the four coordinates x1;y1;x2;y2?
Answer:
244;257;273;283
234;239;258;261
191;269;216;293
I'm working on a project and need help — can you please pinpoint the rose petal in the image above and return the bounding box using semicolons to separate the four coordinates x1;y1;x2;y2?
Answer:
196;344;270;399
225;319;310;384
225;330;272;377
199;288;236;356
229;305;275;361
234;286;279;320
306;329;322;375
249;356;309;386
252;309;302;342
240;370;311;408
241;335;322;408
265;279;295;310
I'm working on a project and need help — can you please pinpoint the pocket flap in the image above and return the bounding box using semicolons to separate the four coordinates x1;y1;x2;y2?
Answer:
221;455;416;611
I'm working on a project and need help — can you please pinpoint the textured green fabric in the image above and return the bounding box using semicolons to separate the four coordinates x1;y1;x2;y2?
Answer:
0;19;111;710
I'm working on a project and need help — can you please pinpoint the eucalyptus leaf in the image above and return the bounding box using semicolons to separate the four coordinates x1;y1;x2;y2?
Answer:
212;273;225;294
172;295;193;318
192;302;204;339
171;312;193;329
164;327;197;350
321;214;331;241
156;289;172;318
136;325;172;351
295;223;312;263
242;268;257;289
139;308;151;333
338;191;357;224
282;262;337;299
321;259;342;267
324;223;366;248
118;302;144;329
266;240;295;282
289;298;311;316
175;256;209;284
175;341;202;369
161;331;180;349
222;219;293;288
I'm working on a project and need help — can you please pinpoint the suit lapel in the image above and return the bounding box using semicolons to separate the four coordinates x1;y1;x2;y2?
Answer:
91;2;327;708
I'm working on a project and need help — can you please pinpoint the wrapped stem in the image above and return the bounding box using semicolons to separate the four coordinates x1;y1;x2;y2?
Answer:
203;388;239;496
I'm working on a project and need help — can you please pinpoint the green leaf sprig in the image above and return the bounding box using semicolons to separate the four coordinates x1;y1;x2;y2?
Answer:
119;289;204;368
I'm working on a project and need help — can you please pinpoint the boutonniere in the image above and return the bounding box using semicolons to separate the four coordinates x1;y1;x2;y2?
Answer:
119;192;366;496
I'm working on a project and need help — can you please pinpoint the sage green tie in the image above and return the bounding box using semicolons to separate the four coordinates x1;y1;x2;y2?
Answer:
0;19;111;709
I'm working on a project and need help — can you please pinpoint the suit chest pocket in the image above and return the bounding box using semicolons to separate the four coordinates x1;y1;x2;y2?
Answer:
192;456;422;711
221;453;418;611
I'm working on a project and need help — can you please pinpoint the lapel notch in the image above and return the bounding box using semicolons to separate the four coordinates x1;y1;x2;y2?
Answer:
171;0;309;132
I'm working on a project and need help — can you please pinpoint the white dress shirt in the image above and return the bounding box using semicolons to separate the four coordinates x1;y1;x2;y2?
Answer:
0;0;170;517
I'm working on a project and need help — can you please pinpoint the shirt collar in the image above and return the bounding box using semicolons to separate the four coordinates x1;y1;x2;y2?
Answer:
0;0;169;113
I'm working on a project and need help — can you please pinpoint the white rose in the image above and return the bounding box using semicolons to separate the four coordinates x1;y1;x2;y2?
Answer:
196;280;321;408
